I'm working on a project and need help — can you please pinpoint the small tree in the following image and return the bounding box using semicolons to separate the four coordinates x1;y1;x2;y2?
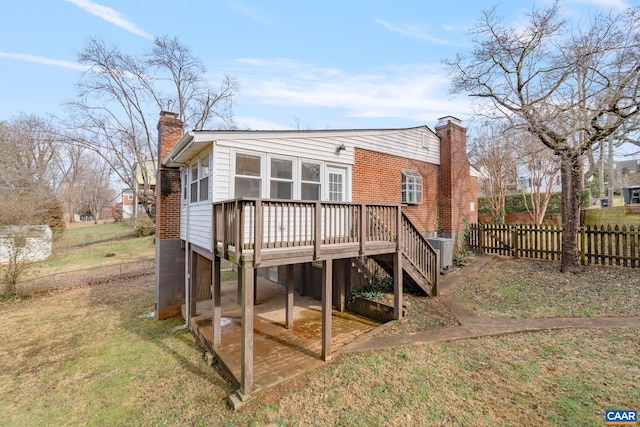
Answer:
515;133;561;224
468;120;517;224
1;226;50;297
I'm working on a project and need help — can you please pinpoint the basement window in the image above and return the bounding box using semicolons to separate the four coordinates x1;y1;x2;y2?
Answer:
401;170;423;204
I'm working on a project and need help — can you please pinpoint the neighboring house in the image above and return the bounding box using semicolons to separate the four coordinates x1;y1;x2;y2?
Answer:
134;160;156;218
515;162;562;193
154;111;477;398
0;225;52;264
120;188;135;219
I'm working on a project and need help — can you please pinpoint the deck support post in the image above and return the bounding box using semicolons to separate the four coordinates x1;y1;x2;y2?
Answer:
321;259;333;362
286;264;294;329
212;255;221;349
189;250;197;317
393;250;403;320
394;204;403;320
240;263;254;396
336;259;347;312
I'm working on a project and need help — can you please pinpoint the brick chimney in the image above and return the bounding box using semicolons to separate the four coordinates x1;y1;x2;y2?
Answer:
155;111;185;320
436;116;477;241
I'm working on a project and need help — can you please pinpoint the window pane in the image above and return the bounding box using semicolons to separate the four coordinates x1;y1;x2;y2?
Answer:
329;172;343;202
236;154;261;176
191;163;198;182
199;176;209;201
235;177;261;198
301;183;320;200
271;158;292;179
200;154;210;177
301;162;320;182
190;182;198;203
270;181;293;199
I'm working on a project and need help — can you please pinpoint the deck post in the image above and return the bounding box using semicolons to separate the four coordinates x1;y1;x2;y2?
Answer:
321;259;333;362
394;206;403;320
314;202;322;259
189;250;197;317
212;255;221;348
286;264;294;329
240;263;254;396
336;258;346;312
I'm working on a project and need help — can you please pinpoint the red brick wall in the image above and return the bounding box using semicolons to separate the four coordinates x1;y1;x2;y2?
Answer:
352;147;439;233
435;119;478;237
156;111;183;240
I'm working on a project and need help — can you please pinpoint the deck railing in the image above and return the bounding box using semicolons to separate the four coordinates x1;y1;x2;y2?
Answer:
400;213;439;289
212;198;401;265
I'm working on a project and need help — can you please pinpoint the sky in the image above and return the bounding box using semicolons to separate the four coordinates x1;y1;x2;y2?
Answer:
0;0;637;133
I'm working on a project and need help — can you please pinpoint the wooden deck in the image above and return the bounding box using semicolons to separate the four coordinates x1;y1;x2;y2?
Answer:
188;198;438;400
188;277;380;395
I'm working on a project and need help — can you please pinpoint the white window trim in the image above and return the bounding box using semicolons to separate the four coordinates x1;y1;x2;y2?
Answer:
325;164;351;202
189;150;211;205
299;159;323;201
231;150;266;199
401;169;423;205
268;155;296;200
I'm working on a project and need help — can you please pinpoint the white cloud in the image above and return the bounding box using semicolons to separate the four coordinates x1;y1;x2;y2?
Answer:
227;1;269;23
374;18;454;45
234;59;472;123
65;0;152;39
0;52;85;70
568;0;631;9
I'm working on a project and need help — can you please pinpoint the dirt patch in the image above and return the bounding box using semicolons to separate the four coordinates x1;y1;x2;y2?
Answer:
374;292;460;335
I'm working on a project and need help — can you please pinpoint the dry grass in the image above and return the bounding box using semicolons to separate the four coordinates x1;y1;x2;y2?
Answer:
1;258;639;426
453;257;640;318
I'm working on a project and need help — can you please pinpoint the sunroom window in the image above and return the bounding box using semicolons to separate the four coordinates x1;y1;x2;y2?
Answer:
235;153;262;198
401;170;423;204
270;158;293;199
189;152;210;203
301;162;321;200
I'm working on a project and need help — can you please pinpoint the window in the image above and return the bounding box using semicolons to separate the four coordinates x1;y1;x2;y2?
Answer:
190;162;199;203
401;170;423;204
182;171;188;204
301;162;321;200
189;152;210;203
235;153;261;198
270;158;293;199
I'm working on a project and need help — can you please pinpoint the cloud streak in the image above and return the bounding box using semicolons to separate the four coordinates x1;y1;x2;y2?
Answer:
65;0;152;39
374;18;454;45
234;59;471;123
0;52;85;71
227;1;269;23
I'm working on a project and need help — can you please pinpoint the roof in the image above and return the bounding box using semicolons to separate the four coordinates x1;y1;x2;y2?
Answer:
163;125;438;167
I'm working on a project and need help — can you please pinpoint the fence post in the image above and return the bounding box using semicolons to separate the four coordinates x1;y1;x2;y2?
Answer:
478;224;484;255
580;226;586;266
512;225;519;259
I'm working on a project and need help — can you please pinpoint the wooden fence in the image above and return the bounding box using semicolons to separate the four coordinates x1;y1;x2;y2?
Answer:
468;223;640;267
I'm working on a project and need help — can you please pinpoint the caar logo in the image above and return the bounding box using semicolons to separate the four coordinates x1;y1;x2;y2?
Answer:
605;410;637;425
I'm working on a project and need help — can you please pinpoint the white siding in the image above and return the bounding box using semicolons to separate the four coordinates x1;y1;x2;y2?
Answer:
175;126;440;248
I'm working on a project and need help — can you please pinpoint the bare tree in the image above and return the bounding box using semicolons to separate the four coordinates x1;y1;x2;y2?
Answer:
79;154;115;223
66;35;239;220
446;2;640;271
515;133;561;224
469;120;516;224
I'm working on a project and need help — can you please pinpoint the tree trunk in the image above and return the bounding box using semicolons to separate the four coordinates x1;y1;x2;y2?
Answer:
560;153;583;272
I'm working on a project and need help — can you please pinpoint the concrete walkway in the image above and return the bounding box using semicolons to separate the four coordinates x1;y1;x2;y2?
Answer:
339;255;640;354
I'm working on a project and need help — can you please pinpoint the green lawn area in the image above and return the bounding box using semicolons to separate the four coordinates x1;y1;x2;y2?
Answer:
54;221;137;250
1;258;638;426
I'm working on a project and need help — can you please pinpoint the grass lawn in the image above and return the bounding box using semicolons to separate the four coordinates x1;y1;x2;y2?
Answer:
454;257;640;318
0;259;638;426
54;221;137;249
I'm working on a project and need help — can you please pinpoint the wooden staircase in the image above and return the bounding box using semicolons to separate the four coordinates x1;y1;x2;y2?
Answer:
370;212;439;296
